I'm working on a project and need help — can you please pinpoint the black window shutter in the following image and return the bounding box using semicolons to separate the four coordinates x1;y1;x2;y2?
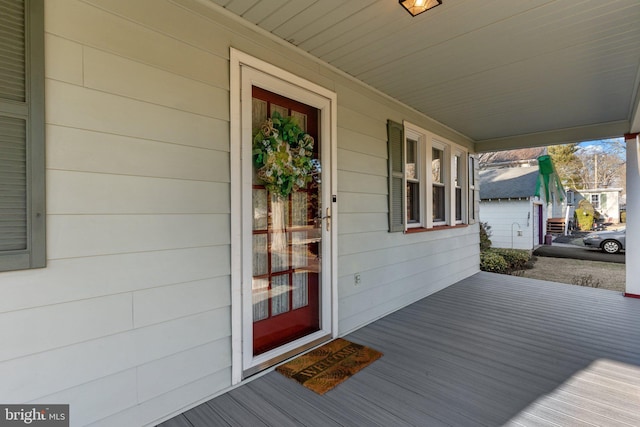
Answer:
387;120;405;232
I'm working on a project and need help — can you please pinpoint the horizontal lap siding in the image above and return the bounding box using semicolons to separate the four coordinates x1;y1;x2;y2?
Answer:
337;230;480;334
479;200;534;249
0;0;476;425
336;95;479;335
47;126;229;180
1;0;234;426
2;308;230;402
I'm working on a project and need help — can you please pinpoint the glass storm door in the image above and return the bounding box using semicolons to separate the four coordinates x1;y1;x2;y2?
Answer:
250;87;323;356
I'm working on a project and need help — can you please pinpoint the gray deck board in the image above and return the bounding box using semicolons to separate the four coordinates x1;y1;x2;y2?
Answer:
157;414;192;427
225;386;302;427
526;397;634;427
183;402;229;426
203;394;270;427
159;272;640;426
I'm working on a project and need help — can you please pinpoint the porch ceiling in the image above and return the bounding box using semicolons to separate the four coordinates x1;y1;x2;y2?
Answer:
209;0;640;151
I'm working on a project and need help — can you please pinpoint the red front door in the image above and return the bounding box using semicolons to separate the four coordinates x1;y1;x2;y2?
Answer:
251;87;322;356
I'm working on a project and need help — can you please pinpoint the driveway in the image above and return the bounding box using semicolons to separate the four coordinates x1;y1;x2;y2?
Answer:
533;243;625;264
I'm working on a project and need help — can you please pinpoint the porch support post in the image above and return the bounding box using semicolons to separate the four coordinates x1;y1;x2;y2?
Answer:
625;133;640;297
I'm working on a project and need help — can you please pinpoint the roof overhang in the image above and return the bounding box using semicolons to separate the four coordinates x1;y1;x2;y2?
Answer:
205;0;640;151
475;120;631;153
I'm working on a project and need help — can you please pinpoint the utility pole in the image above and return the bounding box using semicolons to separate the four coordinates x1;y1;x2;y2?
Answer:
594;153;598;189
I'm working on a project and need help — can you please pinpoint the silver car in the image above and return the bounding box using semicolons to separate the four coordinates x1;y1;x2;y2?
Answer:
583;229;626;254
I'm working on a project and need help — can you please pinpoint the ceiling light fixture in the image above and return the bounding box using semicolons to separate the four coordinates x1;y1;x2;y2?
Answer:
399;0;442;17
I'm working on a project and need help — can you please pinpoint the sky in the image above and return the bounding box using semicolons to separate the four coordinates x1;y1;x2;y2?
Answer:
577;137;625;158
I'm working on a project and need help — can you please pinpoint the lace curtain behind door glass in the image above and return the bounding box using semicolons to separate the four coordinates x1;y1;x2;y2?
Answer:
251;98;312;322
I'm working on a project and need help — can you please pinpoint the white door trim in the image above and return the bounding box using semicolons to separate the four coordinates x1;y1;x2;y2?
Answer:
230;48;338;384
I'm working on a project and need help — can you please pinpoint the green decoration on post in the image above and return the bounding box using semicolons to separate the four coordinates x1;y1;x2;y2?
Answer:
535;154;566;204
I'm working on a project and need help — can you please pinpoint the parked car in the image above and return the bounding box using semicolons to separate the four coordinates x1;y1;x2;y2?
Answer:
583;229;626;254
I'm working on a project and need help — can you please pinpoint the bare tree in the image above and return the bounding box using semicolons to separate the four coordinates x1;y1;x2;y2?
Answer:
575;140;625;189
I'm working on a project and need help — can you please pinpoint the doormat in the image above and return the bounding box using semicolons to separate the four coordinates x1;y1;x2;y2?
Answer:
275;338;382;395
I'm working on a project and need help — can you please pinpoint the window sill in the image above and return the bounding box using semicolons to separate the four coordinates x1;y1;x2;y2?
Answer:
404;224;469;234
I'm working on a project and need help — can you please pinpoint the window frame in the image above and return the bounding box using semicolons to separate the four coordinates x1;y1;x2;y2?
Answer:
468;155;479;224
430;139;448;227
403;123;426;229
0;0;46;272
387;120;469;232
452;150;465;224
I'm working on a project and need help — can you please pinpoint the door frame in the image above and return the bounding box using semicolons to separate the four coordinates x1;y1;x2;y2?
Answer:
230;49;338;383
533;202;544;245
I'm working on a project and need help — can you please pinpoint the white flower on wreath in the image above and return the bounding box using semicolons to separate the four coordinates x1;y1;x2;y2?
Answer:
252;112;316;198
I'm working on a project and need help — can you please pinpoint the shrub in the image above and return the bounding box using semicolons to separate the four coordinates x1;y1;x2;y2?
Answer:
490;248;532;272
480;248;531;275
574;199;595;231
480;222;492;251
480;251;509;274
571;274;601;288
478;225;531;276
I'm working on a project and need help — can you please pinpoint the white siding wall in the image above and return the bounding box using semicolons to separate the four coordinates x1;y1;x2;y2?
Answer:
626;137;639;295
479;200;536;250
334;85;478;334
597;191;620;222
0;0;478;425
575;190;622;223
605;191;621;222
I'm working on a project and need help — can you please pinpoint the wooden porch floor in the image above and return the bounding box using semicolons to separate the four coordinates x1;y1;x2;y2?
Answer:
158;272;640;426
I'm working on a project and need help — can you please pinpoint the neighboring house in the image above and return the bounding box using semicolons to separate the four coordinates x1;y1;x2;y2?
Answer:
479;150;565;249
566;188;624;223
480;166;550;249
477;147;547;168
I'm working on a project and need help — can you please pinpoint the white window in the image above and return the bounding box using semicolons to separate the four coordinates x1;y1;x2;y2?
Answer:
387;120;467;231
405;138;420;224
453;153;464;223
431;143;447;225
404;125;425;228
591;194;600;209
468;155;479;224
